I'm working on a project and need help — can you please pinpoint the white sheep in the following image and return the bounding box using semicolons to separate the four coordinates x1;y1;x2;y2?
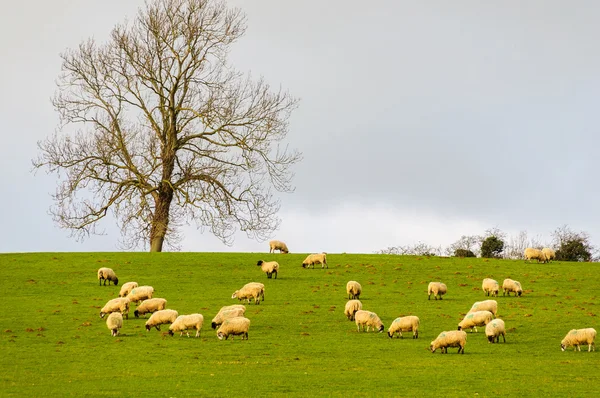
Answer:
106;312;123;337
168;314;204;338
387;315;420;339
256;260;279;279
269;240;289;254
561;328;597;352
468;300;498;318
542;247;556;262
145;309;179;331
118;282;138;298
134;298;167;318
354;310;384;333
481;278;499;297
427;282;447;300
458;310;494;332
211;307;246;329
502;279;523;297
217;316;251;340
524;247;546;263
97;267;119;286
302;253;328;269
346;281;362;300
485;319;506;343
126;285;154;304
344;299;362;321
100;297;130;319
232;282;264;305
430;330;467;354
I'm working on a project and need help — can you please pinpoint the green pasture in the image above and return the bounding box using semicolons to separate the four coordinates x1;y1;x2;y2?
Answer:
0;252;598;397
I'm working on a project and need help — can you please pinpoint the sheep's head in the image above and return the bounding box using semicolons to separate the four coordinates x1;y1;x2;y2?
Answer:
211;322;218;329
113;278;119;286
517;291;522;297
134;310;140;318
457;325;462;331
387;331;393;338
256;260;264;266
99;312;106;318
145;324;151;332
378;325;385;333
282;249;289;254
168;330;174;336
429;344;436;353
231;291;239;299
301;262;307;268
487;335;494;343
217;331;225;340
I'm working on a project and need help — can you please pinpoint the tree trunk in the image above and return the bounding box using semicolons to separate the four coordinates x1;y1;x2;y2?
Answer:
149;188;174;252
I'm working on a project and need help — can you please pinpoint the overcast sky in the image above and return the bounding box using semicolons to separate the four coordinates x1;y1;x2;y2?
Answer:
1;0;599;254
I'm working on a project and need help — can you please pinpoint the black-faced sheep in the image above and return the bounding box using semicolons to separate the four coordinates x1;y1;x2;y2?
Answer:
97;267;118;286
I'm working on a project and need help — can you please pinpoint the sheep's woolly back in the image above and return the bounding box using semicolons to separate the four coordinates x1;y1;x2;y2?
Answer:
485;319;506;343
269;240;289;253
430;330;467;353
427;282;447;300
169;314;204;337
135;298;167;317
561;328;597;351
145;309;179;331
119;282;138;297
217;316;251;340
388;316;420;338
542;248;556;262
106;312;123;336
100;297;130;319
458;310;493;332
346;281;362;299
344;300;362;321
354;310;384;332
524;248;546;263
468;300;498;317
502;279;523;296
127;286;155;304
302;253;328;269
481;278;499;297
97;267;118;286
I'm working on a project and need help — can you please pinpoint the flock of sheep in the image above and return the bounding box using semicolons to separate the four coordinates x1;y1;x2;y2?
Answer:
97;241;597;353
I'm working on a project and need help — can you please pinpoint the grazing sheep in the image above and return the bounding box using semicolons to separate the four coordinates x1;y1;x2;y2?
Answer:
106;312;123;337
344;299;362;321
269;240;289;254
232;283;264;305
211;307;246;329
134;298;167;318
502;279;523;297
118;282;138;298
354;310;384;333
481;278;499;297
387;316;420;339
97;267;119;286
485;319;506;343
256;260;279;279
458;310;494;333
100;297;130;319
126;286;154;304
430;330;467;354
427;282;447;300
302;253;328;269
346;281;362;300
468;300;498;318
561;328;597;352
217;316;251;340
145;309;179;331
542;248;556;262
524;247;546;263
168;314;204;338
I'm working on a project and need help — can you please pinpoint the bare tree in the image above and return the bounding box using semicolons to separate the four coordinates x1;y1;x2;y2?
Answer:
446;235;481;257
33;0;301;252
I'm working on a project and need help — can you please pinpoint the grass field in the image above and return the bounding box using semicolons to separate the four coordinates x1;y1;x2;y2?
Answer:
1;252;598;397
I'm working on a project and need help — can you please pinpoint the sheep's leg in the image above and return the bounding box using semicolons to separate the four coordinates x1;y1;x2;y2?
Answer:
195;329;200;338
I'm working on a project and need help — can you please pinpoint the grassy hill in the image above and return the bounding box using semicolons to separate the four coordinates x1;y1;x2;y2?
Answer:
0;252;598;397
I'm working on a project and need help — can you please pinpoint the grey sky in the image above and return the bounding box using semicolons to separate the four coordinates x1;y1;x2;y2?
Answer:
2;1;599;253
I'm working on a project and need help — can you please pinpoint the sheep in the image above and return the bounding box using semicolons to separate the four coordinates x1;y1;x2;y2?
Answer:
502;279;523;297
302;253;328;269
485;319;506;343
211;307;246;329
427;282;447;300
387;316;420;339
344;299;362;321
106;312;123;337
458;310;494;333
524;247;546;263
100;297;130;319
481;278;499;297
217;316;251;340
354;310;384;333
145;309;179;331
256;260;279;279
97;267;119;286
542;247;556;262
134;298;167;318
430;330;467;354
468;300;498;318
168;314;204;338
561;328;597;352
232;282;264;305
346;281;362;300
269;240;289;254
126;285;154;304
118;282;138;298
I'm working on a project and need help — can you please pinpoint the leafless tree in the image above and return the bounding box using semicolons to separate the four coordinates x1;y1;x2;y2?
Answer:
378;242;442;256
445;235;481;257
33;0;301;252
